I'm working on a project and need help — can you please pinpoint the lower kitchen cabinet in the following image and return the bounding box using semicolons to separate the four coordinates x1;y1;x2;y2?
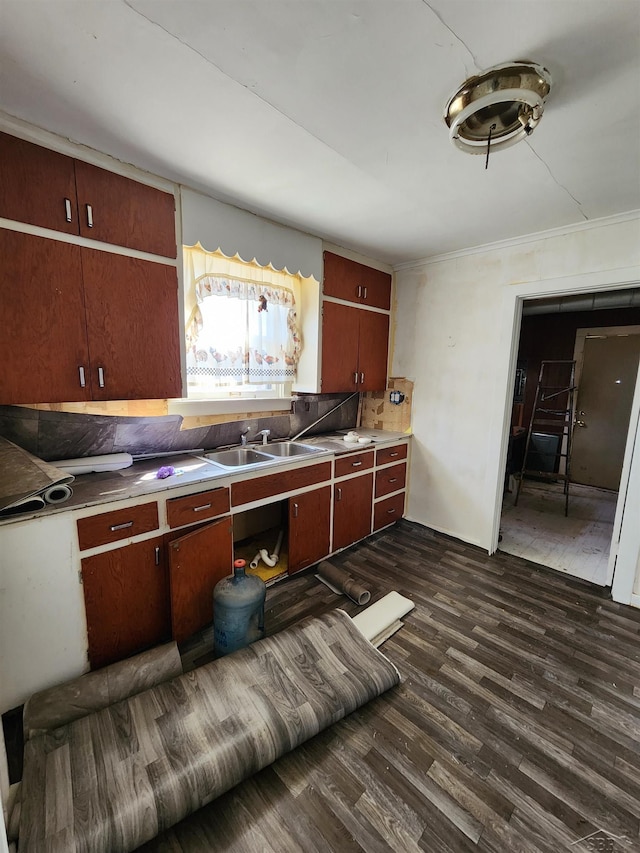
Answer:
333;473;373;552
373;492;405;531
167;516;233;644
288;485;331;574
81;535;170;669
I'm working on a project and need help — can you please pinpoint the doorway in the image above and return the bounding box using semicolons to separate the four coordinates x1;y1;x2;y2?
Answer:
498;299;640;586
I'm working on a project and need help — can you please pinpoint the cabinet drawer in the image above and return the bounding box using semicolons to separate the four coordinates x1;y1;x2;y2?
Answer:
335;449;374;478
231;461;331;507
373;493;405;531
375;463;406;498
166;487;230;529
77;502;159;550
376;443;408;466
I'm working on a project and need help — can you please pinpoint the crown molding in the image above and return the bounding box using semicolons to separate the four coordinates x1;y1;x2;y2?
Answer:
393;210;640;272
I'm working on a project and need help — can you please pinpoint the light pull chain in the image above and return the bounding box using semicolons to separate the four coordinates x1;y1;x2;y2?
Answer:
485;123;497;170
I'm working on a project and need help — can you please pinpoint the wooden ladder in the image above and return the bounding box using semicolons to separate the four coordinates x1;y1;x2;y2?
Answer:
514;360;577;517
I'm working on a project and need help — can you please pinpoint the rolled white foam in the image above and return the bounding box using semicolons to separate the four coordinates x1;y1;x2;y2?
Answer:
42;484;73;505
48;453;133;475
350;591;415;644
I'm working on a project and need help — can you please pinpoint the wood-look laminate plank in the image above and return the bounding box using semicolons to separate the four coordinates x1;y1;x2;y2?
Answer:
20;519;640;852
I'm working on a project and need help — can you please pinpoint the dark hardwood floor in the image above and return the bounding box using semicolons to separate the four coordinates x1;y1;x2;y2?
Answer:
139;519;640;852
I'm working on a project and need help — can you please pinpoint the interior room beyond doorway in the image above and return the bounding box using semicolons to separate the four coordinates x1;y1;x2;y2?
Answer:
499;290;640;586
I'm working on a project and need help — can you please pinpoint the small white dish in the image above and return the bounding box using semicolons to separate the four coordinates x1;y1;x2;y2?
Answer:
357;437;372;445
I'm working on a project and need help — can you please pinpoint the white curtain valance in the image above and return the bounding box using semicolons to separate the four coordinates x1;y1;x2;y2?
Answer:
180;187;322;282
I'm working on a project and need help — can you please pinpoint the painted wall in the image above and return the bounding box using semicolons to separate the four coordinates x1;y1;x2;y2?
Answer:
392;213;640;551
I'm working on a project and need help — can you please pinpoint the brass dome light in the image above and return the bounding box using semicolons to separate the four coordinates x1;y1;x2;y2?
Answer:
444;60;552;157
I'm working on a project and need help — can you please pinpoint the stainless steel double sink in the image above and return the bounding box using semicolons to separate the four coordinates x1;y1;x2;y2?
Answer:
200;441;329;471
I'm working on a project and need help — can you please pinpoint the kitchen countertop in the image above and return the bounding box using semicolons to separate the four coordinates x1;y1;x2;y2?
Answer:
0;430;410;524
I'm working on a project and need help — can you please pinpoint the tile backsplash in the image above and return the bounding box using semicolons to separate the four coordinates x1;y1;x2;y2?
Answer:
0;394;359;462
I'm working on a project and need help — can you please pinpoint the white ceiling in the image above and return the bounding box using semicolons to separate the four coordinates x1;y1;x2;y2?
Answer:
1;1;639;265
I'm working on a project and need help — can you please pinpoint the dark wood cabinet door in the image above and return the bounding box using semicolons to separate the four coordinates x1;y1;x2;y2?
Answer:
0;132;79;234
168;516;233;644
357;309;389;392
81;248;182;400
321;301;359;393
333;473;373;552
75;160;177;258
0;230;91;404
288;486;331;574
81;535;170;669
323;251;391;310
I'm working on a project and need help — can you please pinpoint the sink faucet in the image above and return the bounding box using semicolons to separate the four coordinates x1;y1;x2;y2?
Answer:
240;428;251;446
258;429;271;445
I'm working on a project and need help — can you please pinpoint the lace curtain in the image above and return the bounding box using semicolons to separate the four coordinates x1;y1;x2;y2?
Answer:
184;246;302;386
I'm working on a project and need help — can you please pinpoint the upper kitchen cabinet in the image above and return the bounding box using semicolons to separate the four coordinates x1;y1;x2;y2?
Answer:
81;248;182;400
0;229;92;403
0;230;182;404
0;131;177;258
74;160;176;258
0;131;78;235
321;300;389;393
323;251;391;310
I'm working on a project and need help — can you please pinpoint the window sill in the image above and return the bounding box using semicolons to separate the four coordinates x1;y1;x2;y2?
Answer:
167;397;293;417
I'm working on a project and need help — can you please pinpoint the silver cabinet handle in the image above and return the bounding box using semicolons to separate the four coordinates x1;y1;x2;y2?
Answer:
86;204;94;228
363;286;367;299
352;461;363;467
155;546;160;566
192;503;212;512
389;477;398;483
78;366;86;388
292;502;299;519
389;452;399;457
354;372;359;384
110;521;133;532
360;372;364;384
97;367;105;388
64;198;73;222
336;487;342;501
387;508;396;515
356;285;362;298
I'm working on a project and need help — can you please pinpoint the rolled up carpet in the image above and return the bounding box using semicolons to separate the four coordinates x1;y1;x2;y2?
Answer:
316;560;371;605
22;641;182;740
19;610;399;853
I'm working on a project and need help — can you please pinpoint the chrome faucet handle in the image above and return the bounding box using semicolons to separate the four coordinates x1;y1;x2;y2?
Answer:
259;429;271;445
240;428;251;446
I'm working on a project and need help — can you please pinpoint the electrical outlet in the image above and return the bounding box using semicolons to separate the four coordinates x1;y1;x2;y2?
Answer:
389;391;405;405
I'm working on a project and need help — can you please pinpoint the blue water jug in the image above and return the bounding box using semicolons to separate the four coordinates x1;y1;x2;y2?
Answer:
213;559;266;657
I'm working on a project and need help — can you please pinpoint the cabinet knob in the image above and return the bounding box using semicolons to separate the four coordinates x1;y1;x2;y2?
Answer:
336;487;342;501
292;502;299;519
155;546;160;566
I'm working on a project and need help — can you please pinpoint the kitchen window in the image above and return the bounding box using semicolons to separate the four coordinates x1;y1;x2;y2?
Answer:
183;245;303;400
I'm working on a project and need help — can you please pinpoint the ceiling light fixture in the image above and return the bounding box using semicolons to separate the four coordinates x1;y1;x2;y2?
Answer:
444;60;552;165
